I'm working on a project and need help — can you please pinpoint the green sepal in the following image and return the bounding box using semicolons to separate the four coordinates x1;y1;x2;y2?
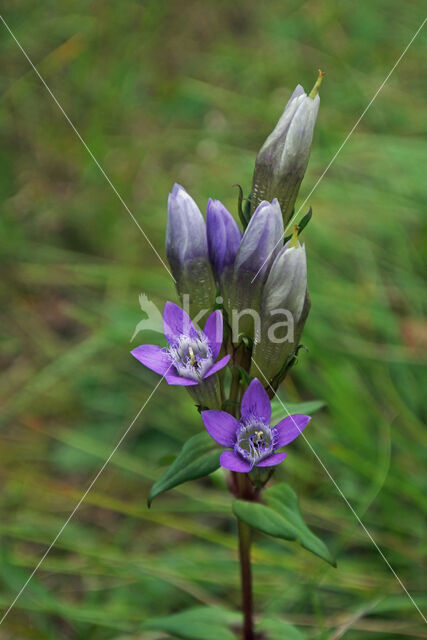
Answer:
236;332;253;350
234;184;251;229
236;365;252;390
147;432;220;507
271;344;309;389
283;207;313;242
233;482;336;566
243;192;252;224
142;606;240;640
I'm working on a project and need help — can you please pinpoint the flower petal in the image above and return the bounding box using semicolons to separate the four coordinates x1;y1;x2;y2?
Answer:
202;354;230;379
201;410;238;446
207;199;242;278
164;373;198;386
274;414;311;447
256;452;287;467
233;199;284;280
220;451;252;473
163;301;195;344
240;378;271;422
131;344;171;375
166;184;208;266
203;310;223;359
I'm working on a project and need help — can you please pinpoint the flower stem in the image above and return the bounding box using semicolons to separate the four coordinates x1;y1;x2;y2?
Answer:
237;517;254;640
227;341;256;638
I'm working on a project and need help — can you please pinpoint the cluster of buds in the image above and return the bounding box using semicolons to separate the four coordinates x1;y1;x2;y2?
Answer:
132;72;331;640
133;70;322;419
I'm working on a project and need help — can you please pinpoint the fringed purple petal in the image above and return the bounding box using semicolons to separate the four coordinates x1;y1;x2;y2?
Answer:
256;452;287;467
163;301;195;344
240;378;271;422
274;414;311;447
202;354;230;379
201;410;238;446
220;451;252;473
131;344;171;376
164;373;198;386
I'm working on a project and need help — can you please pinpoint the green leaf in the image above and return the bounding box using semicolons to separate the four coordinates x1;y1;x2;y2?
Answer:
258;617;307;640
283;207;312;242
233;483;335;566
270;398;325;423
142;606;240;640
148;432;220;506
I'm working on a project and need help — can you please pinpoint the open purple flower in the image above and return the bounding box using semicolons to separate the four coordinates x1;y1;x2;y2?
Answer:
201;378;310;472
131;301;230;387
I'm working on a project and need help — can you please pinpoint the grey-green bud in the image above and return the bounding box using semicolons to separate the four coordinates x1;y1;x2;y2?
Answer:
250;231;310;385
250;71;323;228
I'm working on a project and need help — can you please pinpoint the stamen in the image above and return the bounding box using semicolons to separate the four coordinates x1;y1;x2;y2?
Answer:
168;331;214;381
235;420;274;464
188;345;197;367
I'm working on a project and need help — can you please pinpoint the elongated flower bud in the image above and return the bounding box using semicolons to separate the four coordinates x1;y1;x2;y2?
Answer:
251;228;310;384
250;71;323;227
166;184;216;320
206;199;242;284
223;199;283;339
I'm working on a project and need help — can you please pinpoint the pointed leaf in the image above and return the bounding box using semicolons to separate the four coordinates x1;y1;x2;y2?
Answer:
270;398;325;423
148;432;220;506
258;617;307;640
142;606;240;640
283;207;313;243
233;483;335;566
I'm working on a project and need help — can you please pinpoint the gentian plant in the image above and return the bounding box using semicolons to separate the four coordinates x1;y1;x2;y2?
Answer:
133;71;334;640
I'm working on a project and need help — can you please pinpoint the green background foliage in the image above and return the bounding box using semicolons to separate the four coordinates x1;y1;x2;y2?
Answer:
0;1;426;638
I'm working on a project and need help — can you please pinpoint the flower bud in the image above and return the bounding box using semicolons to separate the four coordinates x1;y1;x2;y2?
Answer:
250;71;323;227
166;184;216;320
206;199;242;284
250;228;310;384
223;199;283;339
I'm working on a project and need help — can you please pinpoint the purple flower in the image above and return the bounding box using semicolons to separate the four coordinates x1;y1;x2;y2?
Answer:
166;184;216;319
206;199;242;282
201;378;310;472
131;301;230;387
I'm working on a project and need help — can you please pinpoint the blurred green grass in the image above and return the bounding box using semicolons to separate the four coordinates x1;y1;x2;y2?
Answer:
0;1;426;638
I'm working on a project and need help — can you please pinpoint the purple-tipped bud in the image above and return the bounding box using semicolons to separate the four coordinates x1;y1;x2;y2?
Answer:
223;199;284;339
250;72;323;227
166;184;216;319
233;199;283;281
206;199;242;283
251;232;310;385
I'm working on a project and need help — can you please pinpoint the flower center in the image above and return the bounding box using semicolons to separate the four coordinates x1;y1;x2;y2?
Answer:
168;333;213;381
235;420;274;464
